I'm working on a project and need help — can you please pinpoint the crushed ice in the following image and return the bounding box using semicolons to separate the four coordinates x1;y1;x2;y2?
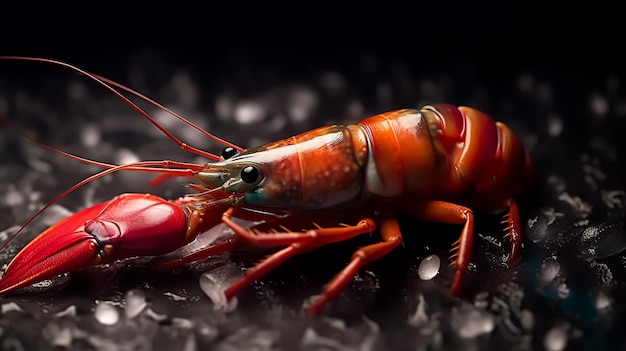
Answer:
53;305;77;318
299;316;380;351
43;319;74;348
450;303;495;338
124;289;147;319
1;302;23;314
217;326;279;351
407;293;429;327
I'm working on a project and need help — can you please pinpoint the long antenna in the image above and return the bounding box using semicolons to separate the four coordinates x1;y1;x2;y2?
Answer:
0;56;241;249
0;56;231;161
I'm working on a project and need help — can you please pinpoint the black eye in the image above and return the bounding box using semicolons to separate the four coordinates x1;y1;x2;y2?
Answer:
241;166;260;183
221;147;238;160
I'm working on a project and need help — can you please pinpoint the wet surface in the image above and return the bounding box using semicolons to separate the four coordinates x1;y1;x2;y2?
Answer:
0;37;625;350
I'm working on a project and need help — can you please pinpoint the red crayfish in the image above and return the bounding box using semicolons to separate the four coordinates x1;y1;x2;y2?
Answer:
0;56;534;314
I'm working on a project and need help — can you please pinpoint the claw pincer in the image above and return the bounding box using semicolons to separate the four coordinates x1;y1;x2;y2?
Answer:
0;194;190;294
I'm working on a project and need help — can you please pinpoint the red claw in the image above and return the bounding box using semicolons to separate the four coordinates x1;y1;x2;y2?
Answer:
0;194;190;294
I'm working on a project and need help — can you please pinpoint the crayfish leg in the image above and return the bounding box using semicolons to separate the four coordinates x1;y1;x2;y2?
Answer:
502;198;523;266
405;200;474;296
155;235;245;271
221;217;377;313
306;216;402;315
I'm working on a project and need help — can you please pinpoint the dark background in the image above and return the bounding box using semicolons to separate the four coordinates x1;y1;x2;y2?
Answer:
1;4;625;350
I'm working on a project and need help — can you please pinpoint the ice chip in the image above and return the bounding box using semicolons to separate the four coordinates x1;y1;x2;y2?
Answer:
1;302;23;314
218;326;278;351
124;289;147;319
199;262;243;312
407;294;428;327
53;305;77;318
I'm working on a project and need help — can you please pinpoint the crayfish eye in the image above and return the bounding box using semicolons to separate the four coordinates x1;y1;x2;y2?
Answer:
241;165;261;184
221;147;239;159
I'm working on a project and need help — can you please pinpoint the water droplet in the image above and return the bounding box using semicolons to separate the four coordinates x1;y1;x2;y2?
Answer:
539;257;560;283
418;255;440;280
199;262;243;311
94;302;120;326
124;289;147;319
